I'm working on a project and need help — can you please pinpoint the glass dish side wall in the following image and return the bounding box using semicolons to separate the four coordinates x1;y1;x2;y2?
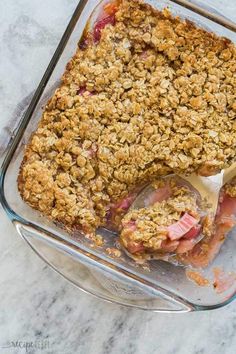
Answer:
1;0;236;311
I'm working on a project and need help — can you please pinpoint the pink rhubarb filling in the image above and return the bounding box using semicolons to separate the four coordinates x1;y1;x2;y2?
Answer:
168;213;199;241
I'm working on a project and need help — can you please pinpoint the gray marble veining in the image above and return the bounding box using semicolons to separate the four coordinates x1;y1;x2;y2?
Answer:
1;1;236;354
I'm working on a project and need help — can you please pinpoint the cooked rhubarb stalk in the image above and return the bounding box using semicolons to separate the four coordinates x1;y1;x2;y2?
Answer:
106;187;144;229
168;213;199;241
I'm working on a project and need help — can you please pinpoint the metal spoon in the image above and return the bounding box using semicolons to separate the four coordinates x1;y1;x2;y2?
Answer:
131;172;224;218
126;172;224;258
223;162;236;185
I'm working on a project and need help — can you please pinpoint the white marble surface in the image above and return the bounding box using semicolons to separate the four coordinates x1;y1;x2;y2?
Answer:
1;1;236;353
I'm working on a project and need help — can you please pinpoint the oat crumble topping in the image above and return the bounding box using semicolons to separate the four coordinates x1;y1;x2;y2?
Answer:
224;177;236;197
18;0;236;235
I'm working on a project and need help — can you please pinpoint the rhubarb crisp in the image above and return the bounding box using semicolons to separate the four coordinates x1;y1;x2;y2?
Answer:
18;0;236;263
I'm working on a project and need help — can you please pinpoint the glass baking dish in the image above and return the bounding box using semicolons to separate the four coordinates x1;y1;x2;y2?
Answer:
1;0;236;312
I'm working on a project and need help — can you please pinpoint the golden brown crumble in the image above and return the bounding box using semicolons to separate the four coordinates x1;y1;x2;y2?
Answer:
93;234;104;247
225;184;236;198
224;177;236;197
18;0;236;234
106;247;122;258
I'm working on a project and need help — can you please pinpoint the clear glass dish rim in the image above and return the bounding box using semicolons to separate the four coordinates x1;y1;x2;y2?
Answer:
1;0;236;312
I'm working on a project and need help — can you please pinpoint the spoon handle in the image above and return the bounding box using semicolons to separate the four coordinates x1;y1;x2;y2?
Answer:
179;172;224;216
223;163;236;185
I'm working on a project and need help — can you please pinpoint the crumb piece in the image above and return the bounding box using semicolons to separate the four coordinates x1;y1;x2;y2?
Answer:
186;269;210;287
106;247;122;258
94;234;104;247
